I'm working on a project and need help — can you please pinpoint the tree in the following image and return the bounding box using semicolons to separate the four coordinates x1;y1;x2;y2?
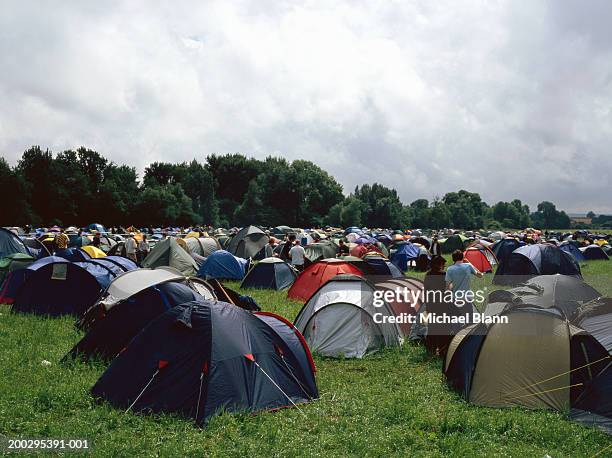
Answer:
442;190;488;229
99;164;139;225
531;201;570;229
0;158;33;225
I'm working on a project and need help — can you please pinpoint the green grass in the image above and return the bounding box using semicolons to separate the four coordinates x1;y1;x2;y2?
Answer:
1;267;611;457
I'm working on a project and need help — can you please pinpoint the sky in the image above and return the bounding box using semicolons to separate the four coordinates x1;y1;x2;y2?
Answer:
1;0;611;213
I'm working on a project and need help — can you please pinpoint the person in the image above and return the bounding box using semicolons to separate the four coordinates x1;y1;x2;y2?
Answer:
280;234;295;261
445;250;483;309
430;234;441;256
92;232;101;248
137;234;150;263
125;233;138;263
289;239;306;272
423;256;453;356
337;239;349;257
54;230;69;252
264;238;275;258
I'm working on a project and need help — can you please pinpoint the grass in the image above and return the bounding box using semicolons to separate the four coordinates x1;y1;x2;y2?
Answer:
0;263;611;456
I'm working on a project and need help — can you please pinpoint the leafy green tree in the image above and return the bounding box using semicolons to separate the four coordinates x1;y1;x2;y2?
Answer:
531;201;570;229
0;158;33;225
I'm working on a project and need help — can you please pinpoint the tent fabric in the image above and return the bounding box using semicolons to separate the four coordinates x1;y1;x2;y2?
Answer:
0;227;33;258
142;237;199;276
67;281;205;362
0;253;34;288
287;259;364;302
11;258;104;316
572;298;612;353
493;244;582;286
91;299;318;425
580;244;610;261
304;240;338;263
491;238;524;264
82;245;107;258
55;247;91;262
444;307;610;424
227;225;269;259
184;237;221;257
390;243;420;271
374;277;425;338
570;362;612;434
560;242;586;262
241;258;296;290
442;234;468;254
361;255;403;279
198;250;248;280
294;275;402;358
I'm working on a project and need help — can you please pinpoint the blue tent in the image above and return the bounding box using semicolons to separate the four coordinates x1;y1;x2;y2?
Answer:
560;242;586;262
241;258;296;290
55;247;91;262
87;223;107;233
493;244;581;286
580;244;610;261
9;256;134;316
362;255;404;278
91;300;318;426
198;250;248;280
0;227;35;258
67;281;203;362
390;243;420;271
491;238;525;264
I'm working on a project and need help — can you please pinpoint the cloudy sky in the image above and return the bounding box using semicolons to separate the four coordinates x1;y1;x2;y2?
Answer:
1;0;611;213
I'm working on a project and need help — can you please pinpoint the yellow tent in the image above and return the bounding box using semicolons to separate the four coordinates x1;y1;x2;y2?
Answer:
82;246;107;258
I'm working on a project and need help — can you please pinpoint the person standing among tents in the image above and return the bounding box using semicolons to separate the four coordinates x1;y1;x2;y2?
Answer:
54;230;69;253
446;250;483;309
137;234;150;263
125;233;138;263
337;239;349;257
264;238;275;258
92;232;101;248
424;256;455;356
289;239;306;272
431;234;441;256
280;234;295;261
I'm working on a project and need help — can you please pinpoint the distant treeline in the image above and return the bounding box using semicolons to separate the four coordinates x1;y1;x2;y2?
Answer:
0;146;591;230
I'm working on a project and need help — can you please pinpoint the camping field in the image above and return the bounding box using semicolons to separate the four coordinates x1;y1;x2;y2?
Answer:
1;259;611;456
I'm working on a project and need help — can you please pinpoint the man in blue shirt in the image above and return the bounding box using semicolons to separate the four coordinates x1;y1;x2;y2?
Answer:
445;250;483;307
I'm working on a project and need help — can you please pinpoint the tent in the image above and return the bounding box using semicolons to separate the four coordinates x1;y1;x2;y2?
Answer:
10;256;131;316
580;244;610;261
572;298;612;353
197;250;248;280
0;253;34;295
360;254;404;279
287;259;364;302
464;245;497;273
491;238;524;264
82;245;107;258
67;270;214;362
442;234;468;254
241;258;297;290
486;275;601;320
0;227;36;258
374;277;425;339
444;306;611;431
294;275;402;358
227;225;269;259
560;242;586;262
304;240;338;264
91;299;318;425
184;237;221;257
390;243;420;271
493;244;582;286
142;237;199;276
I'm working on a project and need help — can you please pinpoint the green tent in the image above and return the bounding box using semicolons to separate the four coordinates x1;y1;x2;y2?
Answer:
141;238;198;276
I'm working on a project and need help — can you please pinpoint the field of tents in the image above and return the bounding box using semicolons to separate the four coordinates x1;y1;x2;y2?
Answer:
0;225;611;456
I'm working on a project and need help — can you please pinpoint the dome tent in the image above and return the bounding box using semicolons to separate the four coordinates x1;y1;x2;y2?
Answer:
493;244;581;286
389;243;420;271
560;241;586;262
184;237;221;257
142;237;199;276
287;259;364;302
67;269;215;362
463;244;498;273
491;238;524;264
0;227;36;258
580;244;610;261
10;256;133;316
91;299;318;426
227;225;269;259
444;305;611;431
198;250;248;281
294;275;402;358
241;258;296;290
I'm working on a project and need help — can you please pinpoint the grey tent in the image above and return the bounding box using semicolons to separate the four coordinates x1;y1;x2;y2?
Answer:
572;298;612;353
294;274;402;358
227;226;269;259
184;237;221;257
142;238;199;276
304;240;338;263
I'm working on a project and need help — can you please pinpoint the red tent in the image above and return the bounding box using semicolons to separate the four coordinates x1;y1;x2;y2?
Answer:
288;259;364;302
464;245;497;273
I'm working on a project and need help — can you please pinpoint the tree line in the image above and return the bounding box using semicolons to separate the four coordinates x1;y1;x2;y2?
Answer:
1;146;578;230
